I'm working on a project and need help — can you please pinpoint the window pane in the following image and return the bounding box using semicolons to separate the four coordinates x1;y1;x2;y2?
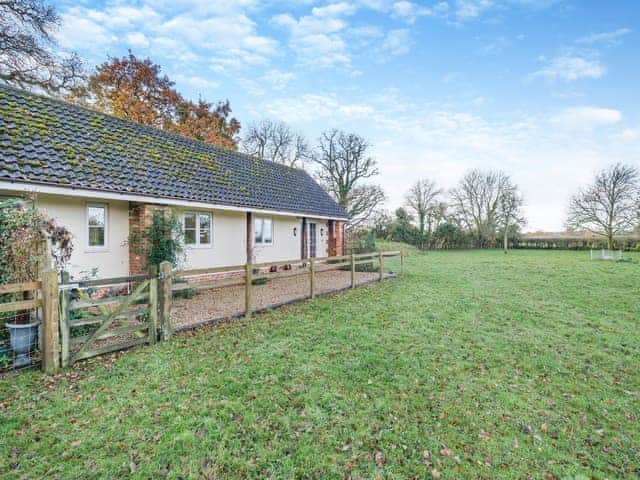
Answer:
89;226;104;247
184;228;196;245
199;214;211;244
254;218;263;244
88;206;105;227
184;213;196;230
184;213;196;245
263;219;272;243
87;205;106;247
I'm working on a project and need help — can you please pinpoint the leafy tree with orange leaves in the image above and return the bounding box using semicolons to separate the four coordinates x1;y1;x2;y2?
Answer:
171;98;240;150
70;51;240;149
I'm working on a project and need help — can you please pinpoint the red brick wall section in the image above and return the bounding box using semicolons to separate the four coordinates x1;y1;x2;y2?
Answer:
128;202;170;275
335;221;346;256
328;220;346;257
327;221;336;257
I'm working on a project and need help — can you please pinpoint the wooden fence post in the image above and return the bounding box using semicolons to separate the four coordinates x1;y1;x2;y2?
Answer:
41;269;60;374
60;289;70;368
59;271;71;368
159;261;173;341
350;253;356;289
378;252;383;281
148;276;158;345
310;258;316;299
245;262;253;318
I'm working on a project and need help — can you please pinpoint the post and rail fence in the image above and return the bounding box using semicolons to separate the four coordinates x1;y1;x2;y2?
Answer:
0;250;404;375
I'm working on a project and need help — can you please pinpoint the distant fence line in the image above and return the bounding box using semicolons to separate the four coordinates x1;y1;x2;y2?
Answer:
347;236;640;252
511;237;640;251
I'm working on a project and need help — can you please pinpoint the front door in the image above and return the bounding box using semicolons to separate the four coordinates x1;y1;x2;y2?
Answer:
308;223;317;258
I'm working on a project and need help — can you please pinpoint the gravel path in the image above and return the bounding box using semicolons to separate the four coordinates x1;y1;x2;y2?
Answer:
171;270;380;329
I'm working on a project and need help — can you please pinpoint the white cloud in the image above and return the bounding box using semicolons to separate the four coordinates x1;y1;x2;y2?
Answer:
339;103;375;118
57;10;117;52
56;3;278;71
261;70;295;91
455;0;494;20
577;28;632;46
380;29;412;56
264;94;374;122
416;0;561;23
480;36;510;55
391;1;437;23
611;128;639;144
550;107;622;130
147;36;200;64
83;5;160;31
158;13;277;59
125;32;150;49
271;4;356;68
240;69;296;96
531;53;605;82
311;2;357;17
173;74;220;93
264;94;341;122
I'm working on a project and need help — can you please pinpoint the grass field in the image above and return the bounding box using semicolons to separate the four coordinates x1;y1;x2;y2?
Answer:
1;249;639;479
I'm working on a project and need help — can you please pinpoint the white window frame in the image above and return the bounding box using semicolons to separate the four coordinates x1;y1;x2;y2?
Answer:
183;211;213;248
254;216;274;246
86;203;108;252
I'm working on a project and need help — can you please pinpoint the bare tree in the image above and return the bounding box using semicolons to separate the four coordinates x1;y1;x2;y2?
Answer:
449;169;512;247
0;0;84;94
243;119;310;168
312;129;385;228
426;201;448;244
566;163;639;249
369;209;393;238
498;186;525;253
405;179;442;248
347;185;386;229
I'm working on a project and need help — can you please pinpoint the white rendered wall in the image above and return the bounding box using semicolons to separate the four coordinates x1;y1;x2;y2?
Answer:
33;194;130;279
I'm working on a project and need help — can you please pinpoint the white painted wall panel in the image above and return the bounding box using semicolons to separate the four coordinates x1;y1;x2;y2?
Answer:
176;209;247;270
253;215;302;263
33;194;130;279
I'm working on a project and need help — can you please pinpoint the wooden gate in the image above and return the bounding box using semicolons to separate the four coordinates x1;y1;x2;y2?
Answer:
59;274;158;366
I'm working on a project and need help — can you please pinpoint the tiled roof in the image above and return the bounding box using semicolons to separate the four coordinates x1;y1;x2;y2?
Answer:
0;85;348;219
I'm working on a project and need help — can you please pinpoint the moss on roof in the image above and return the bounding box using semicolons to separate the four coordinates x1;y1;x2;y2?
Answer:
0;85;348;219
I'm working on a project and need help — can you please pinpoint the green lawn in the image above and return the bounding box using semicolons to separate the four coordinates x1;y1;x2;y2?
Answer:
1;249;639;479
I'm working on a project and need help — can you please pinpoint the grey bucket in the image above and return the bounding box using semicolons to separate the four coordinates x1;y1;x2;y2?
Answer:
7;322;40;367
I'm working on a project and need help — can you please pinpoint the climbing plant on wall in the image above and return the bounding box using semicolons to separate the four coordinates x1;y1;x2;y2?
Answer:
129;209;184;270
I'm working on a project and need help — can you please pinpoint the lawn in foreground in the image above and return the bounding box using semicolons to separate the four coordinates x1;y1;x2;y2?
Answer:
1;249;638;479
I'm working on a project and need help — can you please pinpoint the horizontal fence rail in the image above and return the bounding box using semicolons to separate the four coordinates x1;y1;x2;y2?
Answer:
60;274;155;289
0;250;403;375
172;251;403;328
0;281;43;314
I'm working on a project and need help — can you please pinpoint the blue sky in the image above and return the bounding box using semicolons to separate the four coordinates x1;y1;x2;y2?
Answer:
53;0;640;231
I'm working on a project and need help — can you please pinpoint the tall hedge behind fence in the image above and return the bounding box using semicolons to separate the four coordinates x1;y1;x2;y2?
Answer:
512;237;640;251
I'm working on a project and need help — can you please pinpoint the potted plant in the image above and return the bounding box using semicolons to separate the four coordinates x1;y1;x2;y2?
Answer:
0;199;73;367
7;320;40;367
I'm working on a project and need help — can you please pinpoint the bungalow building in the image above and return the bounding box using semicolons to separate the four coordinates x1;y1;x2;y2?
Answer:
0;86;348;280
